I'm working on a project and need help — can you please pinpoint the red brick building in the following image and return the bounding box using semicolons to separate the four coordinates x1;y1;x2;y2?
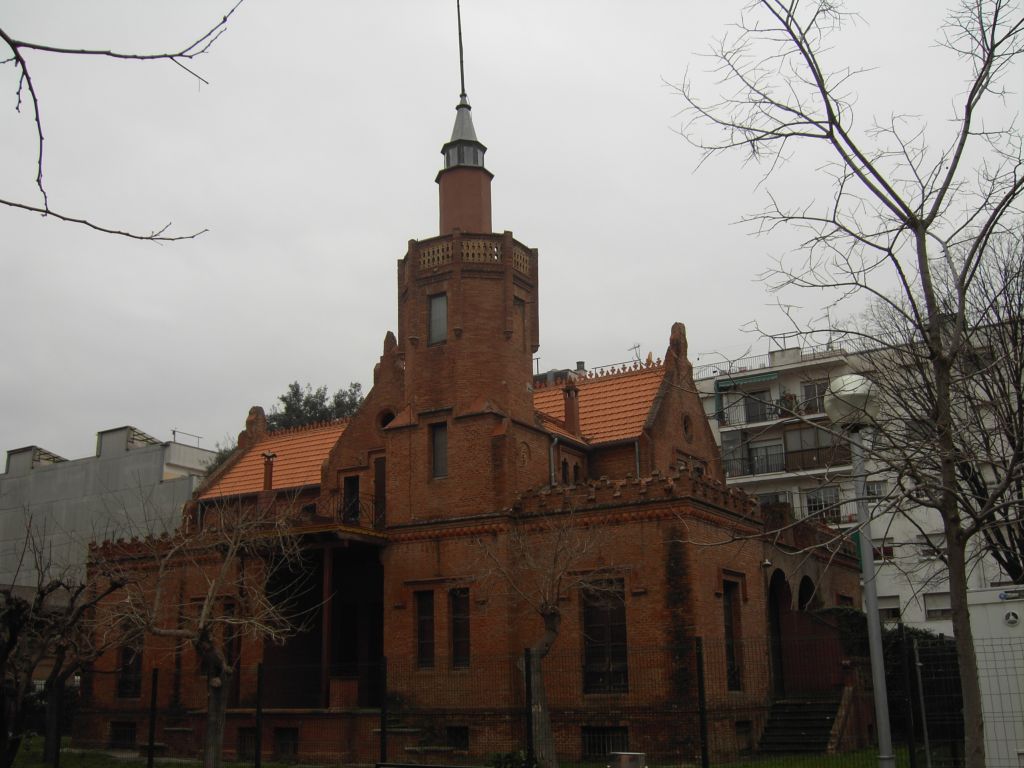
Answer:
83;88;864;764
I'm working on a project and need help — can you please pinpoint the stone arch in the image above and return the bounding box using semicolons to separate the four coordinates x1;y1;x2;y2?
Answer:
798;575;821;611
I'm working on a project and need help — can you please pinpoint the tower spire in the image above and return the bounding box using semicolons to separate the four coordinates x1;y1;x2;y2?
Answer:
442;0;485;170
457;0;467;99
436;0;492;234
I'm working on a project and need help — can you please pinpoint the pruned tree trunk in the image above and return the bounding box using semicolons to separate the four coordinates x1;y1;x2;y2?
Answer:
42;675;65;764
526;609;560;768
0;684;27;768
203;660;232;768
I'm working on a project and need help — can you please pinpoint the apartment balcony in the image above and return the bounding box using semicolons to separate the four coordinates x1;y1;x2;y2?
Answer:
715;398;826;429
725;451;785;477
724;444;851;479
814;501;860;527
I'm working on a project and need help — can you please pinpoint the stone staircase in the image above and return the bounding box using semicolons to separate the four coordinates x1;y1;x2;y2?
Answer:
758;697;841;753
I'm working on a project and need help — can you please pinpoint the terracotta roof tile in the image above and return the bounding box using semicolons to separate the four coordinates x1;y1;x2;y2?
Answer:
534;365;665;444
198;421;346;499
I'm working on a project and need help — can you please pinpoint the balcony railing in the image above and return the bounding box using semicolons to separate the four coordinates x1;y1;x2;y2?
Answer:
725;444;850;478
317;493;385;530
809;501;859;526
725;450;785;477
693;343;852;380
716;397;828;428
785;444;851;472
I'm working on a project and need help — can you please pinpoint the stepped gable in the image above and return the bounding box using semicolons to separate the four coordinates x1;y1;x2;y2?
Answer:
198;420;347;499
533;359;666;444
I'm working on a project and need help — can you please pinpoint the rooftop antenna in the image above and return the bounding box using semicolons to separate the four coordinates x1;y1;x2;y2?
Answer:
456;0;467;98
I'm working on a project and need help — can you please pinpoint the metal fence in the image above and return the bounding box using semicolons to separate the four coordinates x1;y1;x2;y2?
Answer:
33;632;1023;767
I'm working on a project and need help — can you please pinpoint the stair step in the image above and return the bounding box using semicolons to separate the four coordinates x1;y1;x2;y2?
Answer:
759;697;840;755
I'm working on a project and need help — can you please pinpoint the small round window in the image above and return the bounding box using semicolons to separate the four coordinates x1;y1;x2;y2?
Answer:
378;410;396;429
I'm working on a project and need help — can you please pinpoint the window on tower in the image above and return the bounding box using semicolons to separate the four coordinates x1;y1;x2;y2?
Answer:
415;591;435;668
431;423;448;479
429;293;448;345
450;587;470;668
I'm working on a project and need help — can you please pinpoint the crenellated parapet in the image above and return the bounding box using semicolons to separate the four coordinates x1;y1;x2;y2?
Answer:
511;463;760;526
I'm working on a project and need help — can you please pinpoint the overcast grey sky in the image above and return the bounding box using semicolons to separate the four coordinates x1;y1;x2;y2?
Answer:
1;1;1013;461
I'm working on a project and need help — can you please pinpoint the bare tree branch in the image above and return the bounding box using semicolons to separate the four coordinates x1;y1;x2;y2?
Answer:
0;1;243;242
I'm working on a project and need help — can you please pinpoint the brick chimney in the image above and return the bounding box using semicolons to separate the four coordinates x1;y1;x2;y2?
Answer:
262;451;276;491
563;379;580;437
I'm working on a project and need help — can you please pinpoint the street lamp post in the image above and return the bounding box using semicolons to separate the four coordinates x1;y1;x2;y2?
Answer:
825;374;895;768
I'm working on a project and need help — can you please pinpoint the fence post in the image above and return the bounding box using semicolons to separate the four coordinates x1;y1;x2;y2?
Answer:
146;668;159;768
912;639;933;768
695;638;709;768
254;663;263;768
899;625;919;768
379;657;388;764
50;679;63;768
524;648;535;767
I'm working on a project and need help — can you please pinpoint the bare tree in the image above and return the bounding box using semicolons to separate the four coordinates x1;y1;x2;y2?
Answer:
477;510;617;768
96;495;311;768
677;2;1023;765
0;2;242;241
0;518;124;768
859;233;1024;580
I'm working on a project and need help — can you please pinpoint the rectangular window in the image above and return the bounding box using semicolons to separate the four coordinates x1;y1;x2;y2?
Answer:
415;591;435;668
801;380;829;414
918;534;946;561
342;475;360;522
873;538;895;561
723;580;742;691
748;440;785;474
373;457;386;529
743;389;774;424
450;587;470;668
721;431;746;477
430;423;448;479
757;491;791;510
804;486;841;522
924;592;952;620
237;728;257;761
865;480;886;499
878;595;901;623
581;726;629;759
116;646;142;699
428;293;448;345
446;726;470;751
273;728;299;761
582;579;628;693
735;721;754;754
109;721;137;749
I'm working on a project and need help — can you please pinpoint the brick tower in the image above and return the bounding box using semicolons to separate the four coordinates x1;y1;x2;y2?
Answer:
387;83;544;521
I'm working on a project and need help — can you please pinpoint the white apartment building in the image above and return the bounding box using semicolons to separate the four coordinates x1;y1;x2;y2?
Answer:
1;426;214;587
695;344;1010;633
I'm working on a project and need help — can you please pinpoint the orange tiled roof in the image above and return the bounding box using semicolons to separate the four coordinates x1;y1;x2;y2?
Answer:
198;421;347;499
533;364;665;444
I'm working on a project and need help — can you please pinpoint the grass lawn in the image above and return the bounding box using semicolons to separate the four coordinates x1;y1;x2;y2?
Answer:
14;738;914;768
12;736;304;768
